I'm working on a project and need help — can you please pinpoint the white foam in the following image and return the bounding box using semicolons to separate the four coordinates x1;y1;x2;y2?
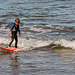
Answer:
0;37;52;51
0;37;75;51
0;37;10;44
18;38;52;50
54;39;75;49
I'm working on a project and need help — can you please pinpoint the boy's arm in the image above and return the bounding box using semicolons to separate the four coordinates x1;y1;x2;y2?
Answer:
18;25;21;37
19;30;21;37
10;24;15;37
10;24;15;33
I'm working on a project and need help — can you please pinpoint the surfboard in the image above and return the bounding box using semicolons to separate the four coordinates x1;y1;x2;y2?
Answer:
0;46;17;51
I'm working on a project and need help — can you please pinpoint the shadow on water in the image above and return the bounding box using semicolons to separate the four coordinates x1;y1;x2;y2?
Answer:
0;49;12;55
0;48;20;75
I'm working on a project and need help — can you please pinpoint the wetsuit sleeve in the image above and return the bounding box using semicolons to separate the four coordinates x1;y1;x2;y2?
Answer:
18;25;21;34
10;24;15;33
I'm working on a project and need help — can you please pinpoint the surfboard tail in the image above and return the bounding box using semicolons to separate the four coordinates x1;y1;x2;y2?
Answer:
0;46;16;51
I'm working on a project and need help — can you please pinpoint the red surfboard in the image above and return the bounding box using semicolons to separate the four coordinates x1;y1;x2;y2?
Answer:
0;46;17;51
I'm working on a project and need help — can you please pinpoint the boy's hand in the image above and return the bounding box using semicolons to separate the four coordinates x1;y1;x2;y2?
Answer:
19;34;21;37
10;33;12;37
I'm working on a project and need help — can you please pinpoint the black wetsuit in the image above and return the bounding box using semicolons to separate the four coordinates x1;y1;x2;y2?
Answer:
9;23;21;48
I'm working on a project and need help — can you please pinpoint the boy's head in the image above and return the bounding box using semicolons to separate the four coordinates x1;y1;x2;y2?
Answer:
15;18;20;25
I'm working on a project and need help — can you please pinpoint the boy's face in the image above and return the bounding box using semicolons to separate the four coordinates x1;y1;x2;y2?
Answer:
15;21;20;25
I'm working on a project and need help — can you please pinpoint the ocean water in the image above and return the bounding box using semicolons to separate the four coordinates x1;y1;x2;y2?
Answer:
0;0;75;75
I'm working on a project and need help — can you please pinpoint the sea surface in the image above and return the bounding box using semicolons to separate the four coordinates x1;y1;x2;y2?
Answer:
0;0;75;75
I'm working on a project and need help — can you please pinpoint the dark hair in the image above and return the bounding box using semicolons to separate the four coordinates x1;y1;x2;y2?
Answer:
15;18;20;23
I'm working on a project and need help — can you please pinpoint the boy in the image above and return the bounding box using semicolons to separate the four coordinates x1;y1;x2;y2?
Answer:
8;18;21;49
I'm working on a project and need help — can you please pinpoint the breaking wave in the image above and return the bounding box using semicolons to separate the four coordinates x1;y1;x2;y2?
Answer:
0;37;75;51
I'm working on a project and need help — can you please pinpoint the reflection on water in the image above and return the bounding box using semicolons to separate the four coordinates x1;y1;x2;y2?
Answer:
10;55;20;75
0;49;75;75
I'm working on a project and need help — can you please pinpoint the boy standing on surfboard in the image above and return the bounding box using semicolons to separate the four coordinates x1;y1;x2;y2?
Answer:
8;18;21;49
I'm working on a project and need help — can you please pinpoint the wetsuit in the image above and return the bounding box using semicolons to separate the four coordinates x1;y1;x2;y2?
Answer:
9;23;21;48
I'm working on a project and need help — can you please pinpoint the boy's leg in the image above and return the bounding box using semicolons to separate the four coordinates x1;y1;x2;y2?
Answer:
9;37;14;47
15;35;18;48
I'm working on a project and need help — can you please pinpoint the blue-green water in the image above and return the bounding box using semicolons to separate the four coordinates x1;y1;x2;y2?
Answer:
0;0;75;75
